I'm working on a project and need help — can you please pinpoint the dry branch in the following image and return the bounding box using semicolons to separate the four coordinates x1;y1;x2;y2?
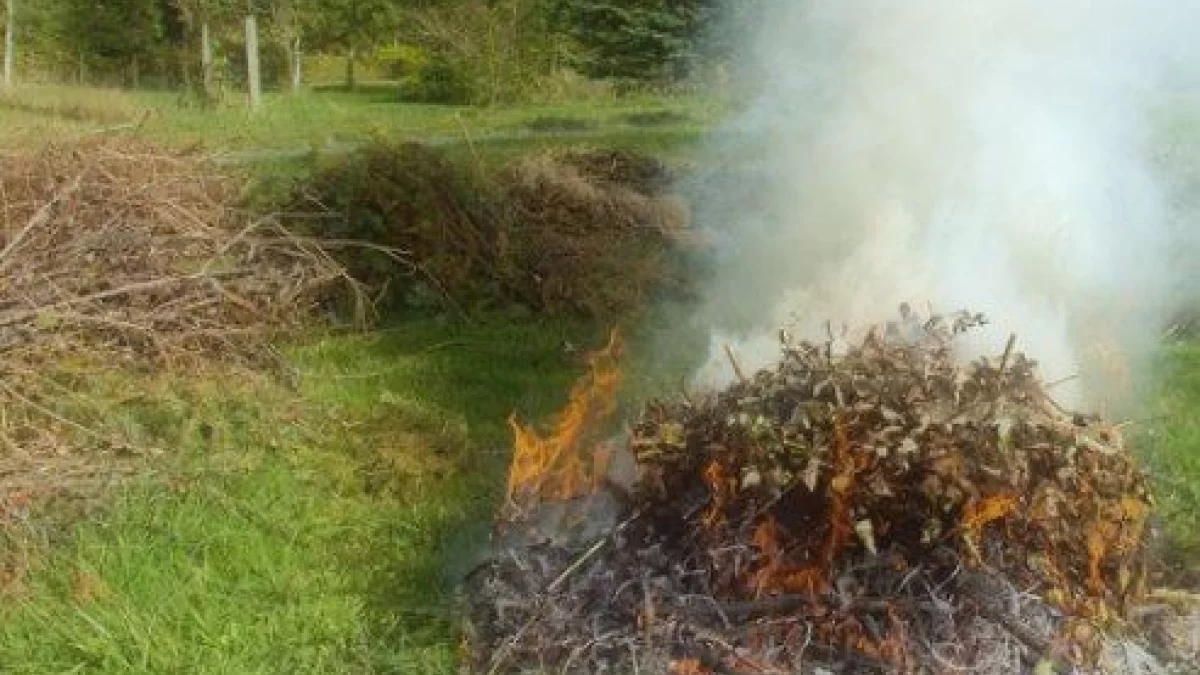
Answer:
0;138;365;495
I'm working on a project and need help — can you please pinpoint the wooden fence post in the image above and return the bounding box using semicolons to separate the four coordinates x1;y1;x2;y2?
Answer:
201;21;214;103
4;0;15;89
245;15;262;111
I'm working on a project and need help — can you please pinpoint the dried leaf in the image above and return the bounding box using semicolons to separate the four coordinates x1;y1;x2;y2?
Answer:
830;475;852;494
802;457;821;492
670;658;711;675
659;421;686;447
855;519;877;556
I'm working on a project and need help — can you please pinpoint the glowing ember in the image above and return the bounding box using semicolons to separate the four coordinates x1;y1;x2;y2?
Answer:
505;329;623;514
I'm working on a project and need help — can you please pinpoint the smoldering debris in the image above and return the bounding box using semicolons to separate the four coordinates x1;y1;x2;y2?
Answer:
687;0;1200;414
464;309;1197;675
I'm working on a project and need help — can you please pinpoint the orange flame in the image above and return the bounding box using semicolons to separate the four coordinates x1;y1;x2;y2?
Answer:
505;329;623;513
749;515;827;597
746;417;858;598
823;417;856;570
702;460;733;527
962;494;1018;534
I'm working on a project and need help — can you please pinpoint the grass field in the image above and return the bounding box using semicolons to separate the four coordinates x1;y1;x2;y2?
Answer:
0;84;718;164
1143;341;1200;570
0;83;1198;673
0;318;608;674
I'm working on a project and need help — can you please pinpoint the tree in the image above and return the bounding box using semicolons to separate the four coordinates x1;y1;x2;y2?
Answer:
400;0;563;105
64;0;164;86
307;0;399;90
7;0;77;83
262;0;316;92
170;0;238;100
547;0;717;82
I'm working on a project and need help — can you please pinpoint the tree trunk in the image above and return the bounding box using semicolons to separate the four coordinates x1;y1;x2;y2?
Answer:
245;15;262;111
201;21;214;105
289;36;302;93
345;46;356;91
130;54;140;89
3;0;14;89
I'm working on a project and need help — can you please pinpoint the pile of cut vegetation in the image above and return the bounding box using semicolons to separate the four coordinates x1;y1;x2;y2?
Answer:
465;309;1196;675
0;139;353;484
286;142;696;320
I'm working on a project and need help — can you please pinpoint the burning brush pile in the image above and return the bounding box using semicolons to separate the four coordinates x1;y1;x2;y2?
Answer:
464;310;1181;675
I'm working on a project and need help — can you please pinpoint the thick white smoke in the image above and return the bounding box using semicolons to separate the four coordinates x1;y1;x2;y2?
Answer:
688;0;1200;412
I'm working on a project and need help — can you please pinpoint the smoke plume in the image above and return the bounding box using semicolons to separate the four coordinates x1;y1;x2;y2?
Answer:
687;0;1200;412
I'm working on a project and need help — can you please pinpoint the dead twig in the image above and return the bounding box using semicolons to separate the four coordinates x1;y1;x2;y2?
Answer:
0;173;84;273
0;137;361;496
723;343;748;384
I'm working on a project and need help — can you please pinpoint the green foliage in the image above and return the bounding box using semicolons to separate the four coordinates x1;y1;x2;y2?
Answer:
406;54;473;104
68;0;163;64
375;42;428;82
225;32;290;88
7;0;67;77
395;0;569;105
1137;342;1200;567
10;0;730;98
548;0;718;82
305;0;399;88
305;0;397;53
169;0;240;29
260;0;317;47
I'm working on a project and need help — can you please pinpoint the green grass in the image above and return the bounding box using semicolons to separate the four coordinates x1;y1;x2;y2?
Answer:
0;105;101;147
1140;340;1200;566
139;90;718;152
0;317;606;674
0;83;722;165
1;324;1195;674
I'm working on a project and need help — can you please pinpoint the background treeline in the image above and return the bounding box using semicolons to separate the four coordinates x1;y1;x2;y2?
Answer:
2;0;755;104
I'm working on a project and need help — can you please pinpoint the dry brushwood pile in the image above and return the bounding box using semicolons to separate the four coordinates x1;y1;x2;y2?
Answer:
0;139;351;472
497;149;694;318
288;142;695;320
551;147;676;197
465;310;1170;675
